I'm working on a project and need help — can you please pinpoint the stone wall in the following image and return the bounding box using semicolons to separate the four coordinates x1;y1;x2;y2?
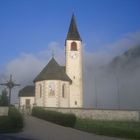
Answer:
0;107;9;116
45;108;140;121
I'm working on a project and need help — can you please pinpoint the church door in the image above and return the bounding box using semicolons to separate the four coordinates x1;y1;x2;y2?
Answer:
25;99;30;109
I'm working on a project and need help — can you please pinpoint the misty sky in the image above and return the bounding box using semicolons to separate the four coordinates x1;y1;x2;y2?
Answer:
0;0;140;108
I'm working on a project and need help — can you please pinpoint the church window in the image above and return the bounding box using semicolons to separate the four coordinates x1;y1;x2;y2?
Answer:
62;84;66;98
75;101;77;105
39;84;42;98
71;42;77;51
48;83;55;96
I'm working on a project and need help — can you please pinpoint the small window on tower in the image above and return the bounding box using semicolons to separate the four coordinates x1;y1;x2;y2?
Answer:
71;42;77;51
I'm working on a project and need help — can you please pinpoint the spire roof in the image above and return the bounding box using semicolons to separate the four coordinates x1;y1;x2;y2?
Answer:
34;57;72;83
66;14;81;41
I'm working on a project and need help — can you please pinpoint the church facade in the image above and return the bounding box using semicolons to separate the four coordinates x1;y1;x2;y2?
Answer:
34;14;83;108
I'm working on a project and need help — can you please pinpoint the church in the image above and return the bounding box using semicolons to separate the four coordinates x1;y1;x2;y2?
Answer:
19;14;83;108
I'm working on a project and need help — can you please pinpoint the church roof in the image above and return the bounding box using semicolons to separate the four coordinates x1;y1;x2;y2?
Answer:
66;14;81;41
19;85;35;97
33;58;72;83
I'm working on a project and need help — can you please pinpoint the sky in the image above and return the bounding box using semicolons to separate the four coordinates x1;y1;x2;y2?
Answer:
0;0;140;107
0;0;140;65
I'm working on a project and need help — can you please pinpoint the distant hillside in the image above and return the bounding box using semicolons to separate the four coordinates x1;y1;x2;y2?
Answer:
110;45;140;70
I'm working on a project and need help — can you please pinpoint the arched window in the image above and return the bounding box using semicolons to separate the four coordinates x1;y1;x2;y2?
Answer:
71;42;77;51
48;83;55;96
62;84;66;98
39;84;42;98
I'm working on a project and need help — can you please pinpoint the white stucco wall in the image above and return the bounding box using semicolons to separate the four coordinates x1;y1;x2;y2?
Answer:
45;108;140;121
19;97;35;108
35;80;70;107
59;81;70;107
35;81;45;106
65;40;83;108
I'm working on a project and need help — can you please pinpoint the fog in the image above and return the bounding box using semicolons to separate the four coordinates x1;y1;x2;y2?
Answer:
84;53;140;109
83;31;140;109
0;32;140;110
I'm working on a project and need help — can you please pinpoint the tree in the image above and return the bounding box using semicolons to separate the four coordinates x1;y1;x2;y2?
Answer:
0;89;8;106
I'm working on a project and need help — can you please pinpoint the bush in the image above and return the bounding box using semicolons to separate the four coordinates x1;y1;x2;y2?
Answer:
0;89;8;106
8;107;24;129
0;107;23;133
32;107;76;127
0;116;13;132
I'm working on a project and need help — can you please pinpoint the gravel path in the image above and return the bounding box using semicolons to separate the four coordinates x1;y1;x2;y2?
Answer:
5;116;126;140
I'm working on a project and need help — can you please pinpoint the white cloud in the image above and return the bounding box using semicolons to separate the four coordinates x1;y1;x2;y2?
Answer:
6;53;44;86
5;42;65;87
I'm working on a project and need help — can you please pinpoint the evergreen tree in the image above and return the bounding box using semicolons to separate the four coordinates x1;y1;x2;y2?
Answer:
0;89;9;106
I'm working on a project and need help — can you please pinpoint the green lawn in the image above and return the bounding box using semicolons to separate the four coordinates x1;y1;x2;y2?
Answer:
75;118;140;139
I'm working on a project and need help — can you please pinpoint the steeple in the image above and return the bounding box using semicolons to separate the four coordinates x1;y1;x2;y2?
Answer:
66;14;81;41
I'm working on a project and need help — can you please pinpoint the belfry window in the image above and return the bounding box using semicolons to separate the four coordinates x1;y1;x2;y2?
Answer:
71;42;77;51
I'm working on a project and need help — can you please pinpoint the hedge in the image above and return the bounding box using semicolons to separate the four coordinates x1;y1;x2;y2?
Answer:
0;107;23;133
32;107;76;127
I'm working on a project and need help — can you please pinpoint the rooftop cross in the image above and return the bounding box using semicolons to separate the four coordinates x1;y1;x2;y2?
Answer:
52;49;54;58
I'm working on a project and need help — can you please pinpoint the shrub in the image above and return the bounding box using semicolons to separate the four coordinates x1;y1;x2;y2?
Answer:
0;89;8;106
32;107;76;127
8;107;24;129
0;116;13;132
0;107;23;133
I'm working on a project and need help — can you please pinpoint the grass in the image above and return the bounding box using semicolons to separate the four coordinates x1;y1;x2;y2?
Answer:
74;118;140;139
0;107;24;133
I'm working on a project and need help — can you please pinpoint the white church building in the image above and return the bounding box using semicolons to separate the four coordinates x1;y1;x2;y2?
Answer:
19;14;83;108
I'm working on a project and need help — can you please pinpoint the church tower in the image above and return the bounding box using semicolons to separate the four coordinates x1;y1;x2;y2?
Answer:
65;14;83;107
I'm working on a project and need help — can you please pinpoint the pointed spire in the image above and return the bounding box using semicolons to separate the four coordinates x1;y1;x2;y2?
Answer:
66;14;82;41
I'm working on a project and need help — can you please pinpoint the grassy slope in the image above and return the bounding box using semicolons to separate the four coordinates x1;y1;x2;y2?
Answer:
75;118;140;139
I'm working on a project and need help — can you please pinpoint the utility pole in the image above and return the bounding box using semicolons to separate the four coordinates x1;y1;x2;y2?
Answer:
0;75;20;106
